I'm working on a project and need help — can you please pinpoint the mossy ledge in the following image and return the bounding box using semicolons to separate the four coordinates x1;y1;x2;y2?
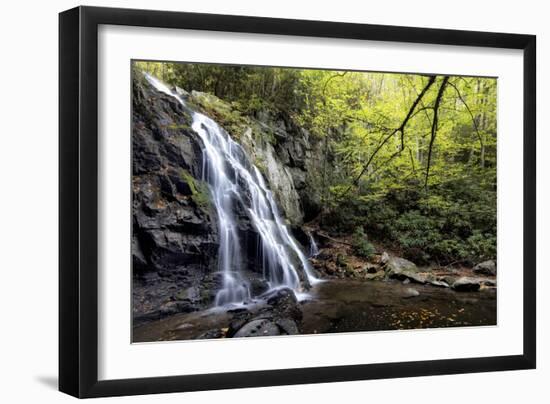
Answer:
179;168;211;210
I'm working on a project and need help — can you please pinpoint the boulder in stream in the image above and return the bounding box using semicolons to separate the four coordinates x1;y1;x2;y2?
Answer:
384;257;419;278
473;260;497;276
264;287;303;322
230;287;303;338
233;319;281;338
452;277;482;292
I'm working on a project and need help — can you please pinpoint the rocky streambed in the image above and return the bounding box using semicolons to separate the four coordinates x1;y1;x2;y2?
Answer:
133;275;496;343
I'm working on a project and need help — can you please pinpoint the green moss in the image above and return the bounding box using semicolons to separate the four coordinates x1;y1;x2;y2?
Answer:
179;169;211;209
166;123;191;131
192;92;257;142
190;91;283;147
336;254;348;267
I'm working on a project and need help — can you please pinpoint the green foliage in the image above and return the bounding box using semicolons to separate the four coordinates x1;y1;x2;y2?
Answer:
134;60;306;115
352;227;376;259
466;231;497;262
329;173;496;265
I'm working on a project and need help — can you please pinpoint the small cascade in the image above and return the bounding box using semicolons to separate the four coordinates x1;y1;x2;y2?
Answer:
144;73;319;305
308;232;320;258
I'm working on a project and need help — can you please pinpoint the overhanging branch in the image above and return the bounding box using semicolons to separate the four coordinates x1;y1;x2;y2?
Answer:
338;75;436;199
424;76;450;190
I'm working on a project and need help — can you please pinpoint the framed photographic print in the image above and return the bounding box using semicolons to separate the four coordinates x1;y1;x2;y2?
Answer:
59;6;536;398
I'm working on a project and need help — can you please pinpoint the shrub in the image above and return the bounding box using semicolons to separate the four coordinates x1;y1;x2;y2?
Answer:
324;174;496;266
352;227;376;259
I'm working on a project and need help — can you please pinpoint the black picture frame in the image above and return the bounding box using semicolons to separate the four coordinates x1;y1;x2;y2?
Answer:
59;5;536;398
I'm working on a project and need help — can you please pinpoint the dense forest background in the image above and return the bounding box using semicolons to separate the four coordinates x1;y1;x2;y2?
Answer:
136;61;497;266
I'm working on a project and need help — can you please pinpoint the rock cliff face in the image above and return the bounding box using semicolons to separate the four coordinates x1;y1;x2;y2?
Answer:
132;74;225;323
132;73;322;324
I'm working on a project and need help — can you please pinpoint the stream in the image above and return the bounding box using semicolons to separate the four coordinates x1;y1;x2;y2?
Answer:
133;279;496;342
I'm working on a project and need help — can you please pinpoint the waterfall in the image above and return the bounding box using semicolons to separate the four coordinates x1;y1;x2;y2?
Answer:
308;232;320;258
144;73;319;306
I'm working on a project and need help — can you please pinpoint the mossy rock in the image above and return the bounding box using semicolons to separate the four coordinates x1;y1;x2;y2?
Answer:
336;254;348;268
166;122;192;131
179;169;211;209
191;91;249;141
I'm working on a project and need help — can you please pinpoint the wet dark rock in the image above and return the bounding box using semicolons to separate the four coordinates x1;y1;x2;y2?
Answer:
226;317;249;337
272;296;302;323
275;318;300;335
221;287;305;337
365;263;380;274
473;260;497;276
289;225;310;248
452;277;481;292
249;278;270;296
264;287;299;313
227;307;249;315
223;287;304;338
300;189;322;222
233;319;281;338
132;235;148;273
315;251;332;261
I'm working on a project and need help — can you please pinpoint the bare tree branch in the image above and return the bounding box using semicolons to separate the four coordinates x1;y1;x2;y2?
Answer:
447;80;485;168
424;76;450;191
322;72;348;96
405;75;434;124
338;75;437;199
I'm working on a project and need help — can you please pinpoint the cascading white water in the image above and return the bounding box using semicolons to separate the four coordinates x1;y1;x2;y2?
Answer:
144;73;319;305
308;232;320;258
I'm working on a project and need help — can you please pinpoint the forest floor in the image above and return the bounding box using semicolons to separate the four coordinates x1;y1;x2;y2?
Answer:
306;228;496;290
